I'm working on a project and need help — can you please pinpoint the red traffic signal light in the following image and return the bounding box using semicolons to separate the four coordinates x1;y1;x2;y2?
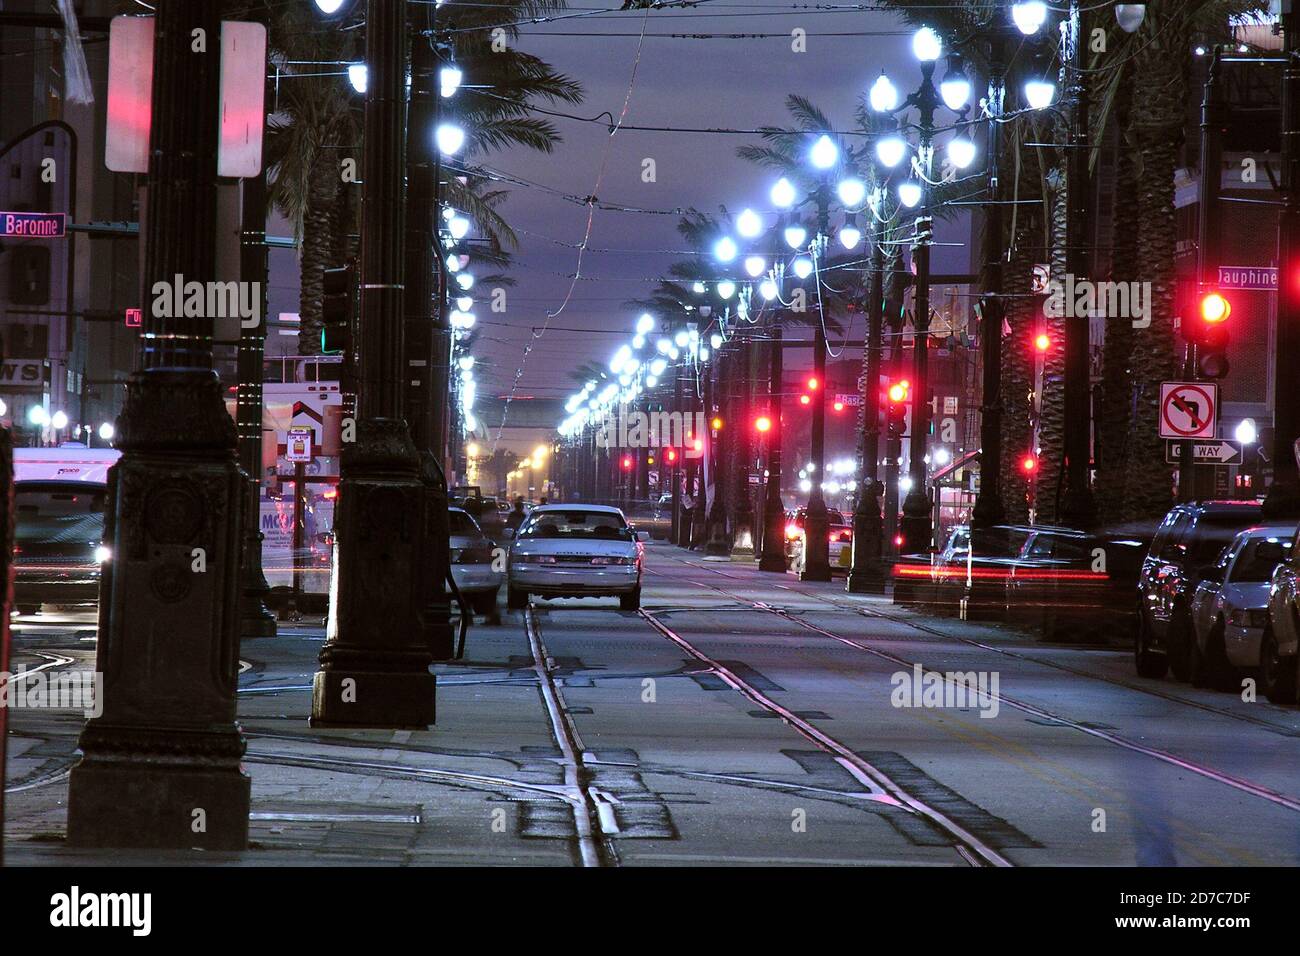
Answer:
1200;292;1231;324
665;448;678;463
755;415;772;433
799;394;811;406
1021;454;1038;474
621;455;634;471
833;400;845;412
807;376;819;390
1034;332;1051;352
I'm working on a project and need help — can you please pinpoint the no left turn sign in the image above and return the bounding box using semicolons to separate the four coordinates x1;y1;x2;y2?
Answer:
1160;382;1217;440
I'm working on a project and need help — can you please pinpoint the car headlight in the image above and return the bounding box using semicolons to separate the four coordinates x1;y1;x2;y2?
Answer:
94;545;111;564
1228;608;1270;629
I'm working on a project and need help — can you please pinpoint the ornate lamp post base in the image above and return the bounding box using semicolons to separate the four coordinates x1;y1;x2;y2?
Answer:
847;482;887;593
310;418;436;728
239;524;278;637
67;369;251;850
800;498;832;582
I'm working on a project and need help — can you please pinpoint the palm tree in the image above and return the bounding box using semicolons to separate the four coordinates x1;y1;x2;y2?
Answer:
264;0;584;356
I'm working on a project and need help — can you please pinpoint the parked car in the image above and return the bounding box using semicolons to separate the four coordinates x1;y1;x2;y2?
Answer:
1135;500;1264;680
783;508;846;570
507;504;646;610
787;510;852;574
1265;522;1300;703
1189;526;1294;690
13;480;110;614
448;507;504;618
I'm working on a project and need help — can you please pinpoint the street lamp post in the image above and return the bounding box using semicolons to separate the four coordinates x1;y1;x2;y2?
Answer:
848;152;890;593
311;0;436;729
1060;0;1097;529
67;0;250;849
1266;5;1300;519
759;315;788;572
800;190;833;581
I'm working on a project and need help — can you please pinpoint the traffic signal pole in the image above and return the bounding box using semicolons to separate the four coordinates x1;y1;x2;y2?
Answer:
1184;48;1226;502
1266;4;1300;518
311;0;436;728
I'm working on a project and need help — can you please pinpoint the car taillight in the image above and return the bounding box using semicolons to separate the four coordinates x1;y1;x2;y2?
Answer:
830;530;852;543
785;524;801;539
591;556;631;565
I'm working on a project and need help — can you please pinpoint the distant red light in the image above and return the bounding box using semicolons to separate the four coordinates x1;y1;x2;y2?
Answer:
833;401;845;412
755;416;772;433
1021;454;1038;474
799;394;811;406
807;377;819;390
1034;333;1051;352
893;534;904;547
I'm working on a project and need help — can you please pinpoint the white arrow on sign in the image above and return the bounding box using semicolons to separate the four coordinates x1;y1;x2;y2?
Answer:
1164;440;1242;465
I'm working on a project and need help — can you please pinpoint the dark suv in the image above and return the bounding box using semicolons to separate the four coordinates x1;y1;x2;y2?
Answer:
1135;501;1263;680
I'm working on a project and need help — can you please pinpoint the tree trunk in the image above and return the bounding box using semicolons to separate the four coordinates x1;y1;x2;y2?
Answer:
297;154;336;356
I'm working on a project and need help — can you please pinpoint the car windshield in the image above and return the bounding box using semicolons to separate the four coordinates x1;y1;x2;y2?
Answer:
15;483;106;545
519;510;631;540
1231;538;1293;583
448;511;481;537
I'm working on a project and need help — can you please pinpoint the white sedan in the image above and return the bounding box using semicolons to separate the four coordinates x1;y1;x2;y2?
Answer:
448;507;505;617
1190;525;1294;689
507;504;645;610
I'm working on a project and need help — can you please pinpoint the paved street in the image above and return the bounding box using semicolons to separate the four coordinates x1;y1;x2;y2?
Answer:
7;542;1300;867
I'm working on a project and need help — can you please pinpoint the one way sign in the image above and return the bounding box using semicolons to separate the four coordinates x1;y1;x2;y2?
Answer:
1165;440;1243;465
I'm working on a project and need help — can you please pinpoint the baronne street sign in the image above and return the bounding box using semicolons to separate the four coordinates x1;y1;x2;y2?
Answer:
1164;439;1243;465
0;211;65;238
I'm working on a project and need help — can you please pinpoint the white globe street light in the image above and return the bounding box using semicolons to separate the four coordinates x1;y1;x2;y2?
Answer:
744;255;766;278
783;224;807;250
1011;1;1048;35
714;235;738;262
770;177;797;208
636;312;655;335
940;55;971;111
98;422;115;442
439;65;463;98
759;279;778;300
912;26;942;62
27;405;49;427
898;178;923;208
1235;418;1257;445
1024;77;1056;111
839;222;862;250
810;134;839;169
717;280;736;300
1115;3;1146;33
876;133;906;168
347;64;368;93
51;411;68;430
836;177;866;207
736;208;763;238
436;123;465;155
792;257;813;280
869;71;899;113
947;134;977;169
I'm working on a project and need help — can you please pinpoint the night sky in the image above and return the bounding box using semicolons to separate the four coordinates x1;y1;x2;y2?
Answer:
474;1;974;414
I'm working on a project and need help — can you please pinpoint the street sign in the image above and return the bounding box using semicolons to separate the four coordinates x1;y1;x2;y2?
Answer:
286;426;313;463
1159;381;1217;440
1164;439;1242;465
748;473;762;485
0;211;65;238
1218;265;1277;291
834;393;862;407
124;308;142;328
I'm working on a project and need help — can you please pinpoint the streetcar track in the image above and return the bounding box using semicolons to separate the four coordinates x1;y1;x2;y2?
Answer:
524;606;620;867
661;563;1300;817
674;556;1300;737
636;606;1011;867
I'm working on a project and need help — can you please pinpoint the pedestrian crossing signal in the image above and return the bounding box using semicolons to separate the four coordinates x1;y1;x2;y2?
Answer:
321;261;357;354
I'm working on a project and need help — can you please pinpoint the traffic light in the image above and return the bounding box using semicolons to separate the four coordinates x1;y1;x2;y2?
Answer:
886;379;909;436
711;415;723;431
1034;332;1051;353
321;261;357;354
665;447;679;463
754;415;772;433
1021;454;1038;475
621;454;634;471
1195;291;1231;379
799;394;811;406
807;376;819;391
